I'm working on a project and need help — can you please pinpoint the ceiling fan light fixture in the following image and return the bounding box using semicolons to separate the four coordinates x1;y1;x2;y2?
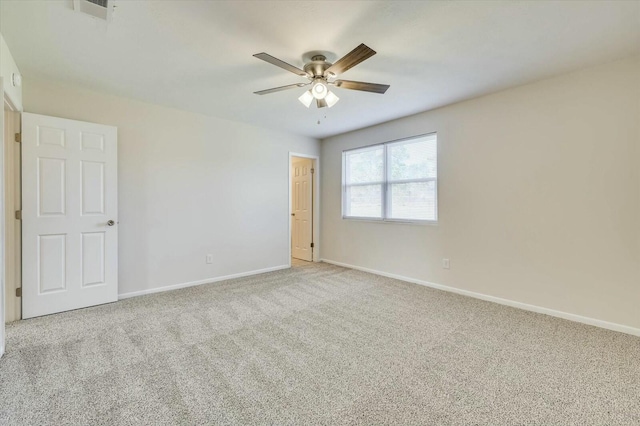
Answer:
312;80;328;99
253;43;388;109
325;90;339;108
298;90;314;108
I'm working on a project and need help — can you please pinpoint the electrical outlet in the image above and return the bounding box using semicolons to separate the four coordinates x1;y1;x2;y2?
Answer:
442;258;450;269
206;254;213;264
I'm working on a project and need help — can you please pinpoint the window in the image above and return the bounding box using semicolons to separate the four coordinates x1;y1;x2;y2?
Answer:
342;133;437;222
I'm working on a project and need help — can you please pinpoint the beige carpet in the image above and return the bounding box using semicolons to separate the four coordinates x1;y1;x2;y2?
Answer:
1;261;639;425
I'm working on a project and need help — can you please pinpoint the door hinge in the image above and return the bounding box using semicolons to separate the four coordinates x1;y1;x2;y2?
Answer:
310;242;314;248
15;210;22;220
14;133;21;143
16;287;22;297
311;168;315;174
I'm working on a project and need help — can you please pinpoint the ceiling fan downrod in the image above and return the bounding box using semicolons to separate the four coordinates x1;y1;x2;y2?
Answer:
303;55;333;78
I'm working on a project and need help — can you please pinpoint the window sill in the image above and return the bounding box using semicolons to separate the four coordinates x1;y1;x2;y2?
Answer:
342;216;438;226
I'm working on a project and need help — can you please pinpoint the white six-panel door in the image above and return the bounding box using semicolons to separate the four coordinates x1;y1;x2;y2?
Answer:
291;158;313;261
22;113;117;319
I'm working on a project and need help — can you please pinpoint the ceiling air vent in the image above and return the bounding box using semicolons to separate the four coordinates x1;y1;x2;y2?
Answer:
73;0;114;21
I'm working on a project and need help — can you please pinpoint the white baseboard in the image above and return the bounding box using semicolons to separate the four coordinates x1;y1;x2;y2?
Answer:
321;259;640;337
118;264;290;300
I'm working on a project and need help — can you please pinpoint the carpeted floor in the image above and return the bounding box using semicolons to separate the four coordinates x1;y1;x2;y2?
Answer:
1;261;639;425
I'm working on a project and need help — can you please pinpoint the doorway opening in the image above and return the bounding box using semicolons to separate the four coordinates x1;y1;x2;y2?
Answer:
289;153;319;265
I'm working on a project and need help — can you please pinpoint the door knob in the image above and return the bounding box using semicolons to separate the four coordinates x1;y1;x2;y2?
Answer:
291;213;295;216
107;220;115;226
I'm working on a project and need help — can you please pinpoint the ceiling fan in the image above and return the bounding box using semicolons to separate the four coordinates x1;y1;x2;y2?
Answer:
253;43;390;109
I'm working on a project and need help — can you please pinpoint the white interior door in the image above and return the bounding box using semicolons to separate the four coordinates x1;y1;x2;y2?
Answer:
22;113;117;319
291;157;313;261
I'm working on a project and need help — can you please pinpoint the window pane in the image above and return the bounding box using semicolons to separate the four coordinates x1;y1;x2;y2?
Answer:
345;184;382;218
388;181;436;221
388;136;437;181
345;146;384;184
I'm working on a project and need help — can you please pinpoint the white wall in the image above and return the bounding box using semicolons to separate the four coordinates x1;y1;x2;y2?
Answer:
24;79;319;297
321;56;640;331
0;34;22;111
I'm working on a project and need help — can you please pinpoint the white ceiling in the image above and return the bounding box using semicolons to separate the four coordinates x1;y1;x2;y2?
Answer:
1;1;639;139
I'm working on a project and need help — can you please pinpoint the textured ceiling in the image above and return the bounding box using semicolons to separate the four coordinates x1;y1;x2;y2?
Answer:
1;1;639;139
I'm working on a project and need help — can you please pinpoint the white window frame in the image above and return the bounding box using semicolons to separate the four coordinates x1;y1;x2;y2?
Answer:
342;133;438;224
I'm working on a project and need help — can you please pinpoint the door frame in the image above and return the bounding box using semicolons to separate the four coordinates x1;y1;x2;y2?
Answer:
2;81;21;357
1;78;5;357
3;100;21;324
288;152;320;266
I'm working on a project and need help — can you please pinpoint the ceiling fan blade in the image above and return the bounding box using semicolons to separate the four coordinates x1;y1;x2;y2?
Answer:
333;79;390;94
253;53;308;77
324;43;376;77
254;83;309;95
316;98;328;108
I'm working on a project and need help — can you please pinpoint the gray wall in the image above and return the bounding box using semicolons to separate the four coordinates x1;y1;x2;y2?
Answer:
321;56;640;330
24;79;320;297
